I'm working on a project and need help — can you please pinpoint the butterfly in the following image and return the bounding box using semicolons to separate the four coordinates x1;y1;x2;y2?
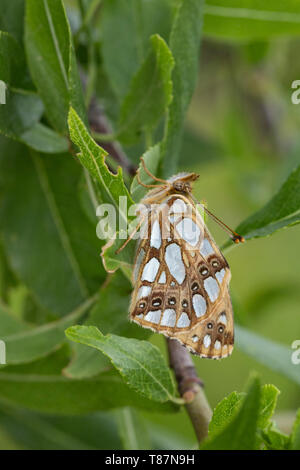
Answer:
122;158;244;359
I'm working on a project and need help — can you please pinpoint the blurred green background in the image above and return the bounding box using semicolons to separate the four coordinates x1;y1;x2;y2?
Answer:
0;0;300;449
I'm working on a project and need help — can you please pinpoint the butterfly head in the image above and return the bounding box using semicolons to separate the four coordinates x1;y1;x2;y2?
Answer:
167;172;199;194
139;168;200;205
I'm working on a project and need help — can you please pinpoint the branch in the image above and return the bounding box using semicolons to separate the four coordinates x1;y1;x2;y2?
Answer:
88;97;136;176
167;338;212;445
80;68;136;176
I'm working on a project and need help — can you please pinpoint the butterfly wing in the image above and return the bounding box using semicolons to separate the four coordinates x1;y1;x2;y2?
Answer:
130;195;234;359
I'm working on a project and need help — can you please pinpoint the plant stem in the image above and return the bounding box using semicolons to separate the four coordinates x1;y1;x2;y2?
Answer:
92;131;117;143
75;0;102;45
167;338;212;445
88;97;136;176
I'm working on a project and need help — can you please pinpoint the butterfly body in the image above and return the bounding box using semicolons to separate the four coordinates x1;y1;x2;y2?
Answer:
129;172;234;359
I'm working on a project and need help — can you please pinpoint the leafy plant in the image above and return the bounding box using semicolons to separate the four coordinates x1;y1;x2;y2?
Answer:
0;0;299;450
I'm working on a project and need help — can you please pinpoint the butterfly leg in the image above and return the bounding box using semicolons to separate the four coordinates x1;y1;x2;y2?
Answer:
115;215;146;254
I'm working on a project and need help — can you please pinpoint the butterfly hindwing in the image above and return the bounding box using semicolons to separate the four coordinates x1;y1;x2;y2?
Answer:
130;195;234;359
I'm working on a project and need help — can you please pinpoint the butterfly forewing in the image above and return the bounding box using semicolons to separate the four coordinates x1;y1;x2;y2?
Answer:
130;193;234;359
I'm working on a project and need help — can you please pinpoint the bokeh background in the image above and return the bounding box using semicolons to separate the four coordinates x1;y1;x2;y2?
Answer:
0;0;300;449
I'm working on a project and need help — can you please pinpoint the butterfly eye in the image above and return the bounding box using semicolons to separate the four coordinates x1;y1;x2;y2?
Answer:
168;297;176;306
199;266;208;276
152;298;162;307
174;182;183;191
191;282;199;291
139;302;146;309
207;322;213;329
211;260;219;268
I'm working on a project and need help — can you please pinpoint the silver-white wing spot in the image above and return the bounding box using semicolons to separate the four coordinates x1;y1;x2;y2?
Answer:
170;199;187;214
219;313;227;325
192;294;207;317
158;271;166;284
161;309;176;327
214;340;221;350
200;238;214;257
165;243;186;285
204;276;220;302
215;268;225;285
141;257;160;282
150;220;161;249
177;312;190;328
203;334;211;348
176;218;201;247
138;285;151;299
144;310;161;324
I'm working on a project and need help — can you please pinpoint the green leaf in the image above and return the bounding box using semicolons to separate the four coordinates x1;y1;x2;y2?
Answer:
207;383;283;450
0;89;43;140
236;325;300;386
261;427;290;450
117;34;174;145
100;0;174;102
258;384;280;430
162;0;205;176
0;0;24;44
88;272;150;340
201;376;261;450
64;271;150;379
256;385;283;449
25;0;86;132
68;46;171;278
0;32;69;153
0;31;25;86
0;302;31;337
100;235;136;281
289;410;300;450
3;295;96;365
63;345;110;380
66;325;177;403
0;406;122;450
208;391;243;436
117;407;151;450
0;137;105;315
68;107;135;233
130;144;161;202
3;97;67;156
235;164;300;240
0;367;175;415
20;123;69;154
204;1;300;40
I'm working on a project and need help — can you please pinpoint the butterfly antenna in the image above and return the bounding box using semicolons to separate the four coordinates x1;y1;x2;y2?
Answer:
191;195;245;243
